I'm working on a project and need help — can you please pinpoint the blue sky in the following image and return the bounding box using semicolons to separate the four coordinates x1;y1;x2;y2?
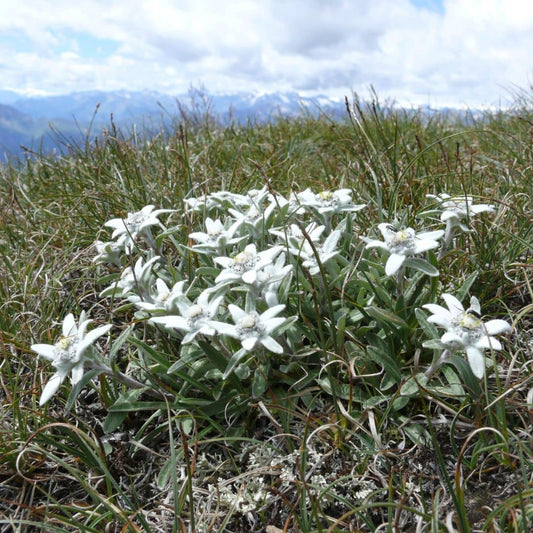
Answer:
0;0;531;108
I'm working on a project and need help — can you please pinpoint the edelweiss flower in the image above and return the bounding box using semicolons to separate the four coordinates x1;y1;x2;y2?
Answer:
32;312;112;405
423;293;511;378
93;240;125;267
100;256;161;301
294;188;365;217
426;193;495;257
134;279;187;313
188;217;243;253
212;304;288;353
151;289;224;343
427;193;495;229
364;223;444;276
214;244;282;285
104;205;173;250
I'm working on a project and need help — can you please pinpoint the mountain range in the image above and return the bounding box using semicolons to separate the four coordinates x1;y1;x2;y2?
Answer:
0;89;343;162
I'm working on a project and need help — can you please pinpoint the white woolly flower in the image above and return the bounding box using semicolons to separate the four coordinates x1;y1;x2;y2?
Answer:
363;223;444;276
214;244;282;285
32;312;112;405
427;193;495;229
104;205;173;250
423;293;511;378
294;188;366;217
212;304;289;353
134;279;187;313
100;256;161;300
93;240;125;267
150;289;224;343
188;217;243;253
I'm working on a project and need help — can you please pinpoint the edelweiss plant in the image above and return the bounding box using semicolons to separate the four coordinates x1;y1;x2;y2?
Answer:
424;193;495;258
104;205;173;252
422;293;511;378
362;223;443;277
32;312;111;405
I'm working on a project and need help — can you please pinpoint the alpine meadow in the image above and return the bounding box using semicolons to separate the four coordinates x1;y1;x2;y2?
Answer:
0;90;532;532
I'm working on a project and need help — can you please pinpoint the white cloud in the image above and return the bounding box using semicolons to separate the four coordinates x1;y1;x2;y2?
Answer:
0;0;531;106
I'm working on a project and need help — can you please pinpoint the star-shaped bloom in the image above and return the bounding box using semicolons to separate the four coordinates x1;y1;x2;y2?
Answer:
31;312;112;405
104;205;173;250
150;289;224;343
214;244;282;285
188;217;243;253
134;279;187;313
294;188;366;217
423;293;511;378
211;304;289;353
427;193;495;230
93;240;125;267
363;223;444;276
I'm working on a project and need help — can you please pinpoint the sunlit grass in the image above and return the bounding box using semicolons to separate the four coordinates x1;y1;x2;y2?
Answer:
1;90;532;532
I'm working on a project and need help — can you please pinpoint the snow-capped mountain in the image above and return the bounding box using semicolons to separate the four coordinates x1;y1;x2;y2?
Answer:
0;89;342;161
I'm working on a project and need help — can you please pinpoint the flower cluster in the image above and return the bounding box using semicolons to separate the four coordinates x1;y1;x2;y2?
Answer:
32;185;511;408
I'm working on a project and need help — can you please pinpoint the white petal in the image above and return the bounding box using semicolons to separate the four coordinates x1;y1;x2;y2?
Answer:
228;304;247;323
32;344;57;361
385;254;405;276
484;319;511;336
242;269;258;284
151;316;189;331
476;336;502;351
260;336;283;353
261;305;285;321
417;230;444;241
79;324;112;352
39;373;63;405
441;294;464;315
241;337;258;351
62;314;77;337
210;321;240;338
413;239;440;253
466;346;485;378
441;332;463;346
70;362;85;384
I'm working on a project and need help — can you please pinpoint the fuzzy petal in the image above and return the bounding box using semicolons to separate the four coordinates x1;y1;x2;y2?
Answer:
241;337;258;351
39;373;63;405
70;362;85;384
62;314;77;337
385;253;406;276
260;336;283;353
476;336;502;351
466;346;485;378
483;319;511;336
441;294;464;315
31;344;57;361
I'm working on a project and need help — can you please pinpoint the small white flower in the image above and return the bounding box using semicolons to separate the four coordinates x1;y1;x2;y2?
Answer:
101;255;161;300
423;293;511;378
214;244;282;285
364;223;444;276
294;188;365;216
188;217;243;253
135;279;187;313
32;312;112;405
104;205;173;250
93;240;125;267
150;289;224;343
212;304;289;353
427;193;495;229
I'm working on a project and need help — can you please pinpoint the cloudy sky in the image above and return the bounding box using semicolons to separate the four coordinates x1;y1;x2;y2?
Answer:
1;0;532;107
